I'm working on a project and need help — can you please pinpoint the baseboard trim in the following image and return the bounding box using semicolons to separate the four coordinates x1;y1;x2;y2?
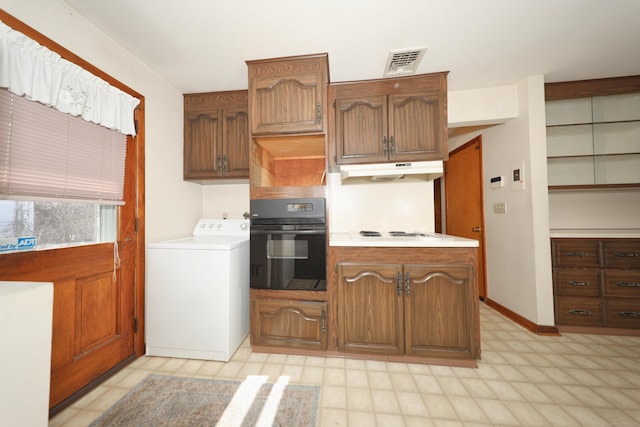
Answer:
485;298;560;336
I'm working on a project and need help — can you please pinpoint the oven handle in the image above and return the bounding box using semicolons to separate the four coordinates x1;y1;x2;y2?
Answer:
250;229;326;235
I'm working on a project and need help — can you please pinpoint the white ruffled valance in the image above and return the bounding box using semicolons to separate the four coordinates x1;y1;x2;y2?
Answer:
0;21;140;135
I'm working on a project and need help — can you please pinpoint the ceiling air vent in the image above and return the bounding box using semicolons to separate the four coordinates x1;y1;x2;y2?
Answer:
383;48;427;77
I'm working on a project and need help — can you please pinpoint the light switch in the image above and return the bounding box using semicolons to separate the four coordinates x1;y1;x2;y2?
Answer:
494;202;506;214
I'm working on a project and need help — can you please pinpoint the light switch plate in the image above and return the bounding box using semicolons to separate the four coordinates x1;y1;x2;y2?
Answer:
512;162;525;191
494;202;506;214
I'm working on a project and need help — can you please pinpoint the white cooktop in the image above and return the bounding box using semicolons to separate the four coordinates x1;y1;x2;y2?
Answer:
330;231;478;248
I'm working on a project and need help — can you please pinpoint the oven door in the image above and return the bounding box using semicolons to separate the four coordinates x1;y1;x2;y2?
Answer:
250;226;326;291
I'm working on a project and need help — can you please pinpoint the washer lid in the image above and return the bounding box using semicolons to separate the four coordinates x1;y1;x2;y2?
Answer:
149;235;249;250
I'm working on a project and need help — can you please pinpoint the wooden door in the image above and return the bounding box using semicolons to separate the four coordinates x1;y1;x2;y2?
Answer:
404;264;474;358
184;110;222;179
334;95;388;164
222;107;250;178
337;263;403;355
388;92;442;161
445;136;487;299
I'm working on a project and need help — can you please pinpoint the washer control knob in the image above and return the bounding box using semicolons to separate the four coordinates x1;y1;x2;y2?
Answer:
240;222;248;230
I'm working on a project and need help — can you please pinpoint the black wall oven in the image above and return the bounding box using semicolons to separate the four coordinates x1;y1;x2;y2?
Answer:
250;198;326;291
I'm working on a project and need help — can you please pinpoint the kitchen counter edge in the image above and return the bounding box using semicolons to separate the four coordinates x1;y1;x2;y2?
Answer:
329;232;479;248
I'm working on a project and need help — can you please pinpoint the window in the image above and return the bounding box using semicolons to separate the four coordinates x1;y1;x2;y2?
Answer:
0;200;116;250
0;89;125;252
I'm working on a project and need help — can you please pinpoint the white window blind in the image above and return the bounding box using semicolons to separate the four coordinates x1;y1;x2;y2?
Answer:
0;88;127;205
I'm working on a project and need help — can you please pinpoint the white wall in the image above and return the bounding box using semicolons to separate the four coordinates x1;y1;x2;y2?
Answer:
327;173;435;233
2;0;202;243
202;182;251;219
449;76;555;326
549;189;640;234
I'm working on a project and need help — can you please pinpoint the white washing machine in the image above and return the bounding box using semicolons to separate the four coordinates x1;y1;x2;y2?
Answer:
146;218;249;361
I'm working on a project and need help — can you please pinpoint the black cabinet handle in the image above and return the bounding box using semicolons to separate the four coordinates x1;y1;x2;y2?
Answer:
404;272;411;296
618;311;640;318
568;281;590;286
614;252;640;257
316;102;322;125
616;281;640;288
566;252;589;258
396;272;402;297
568;309;592;316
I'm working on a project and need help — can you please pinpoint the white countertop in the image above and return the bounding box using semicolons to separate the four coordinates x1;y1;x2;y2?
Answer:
549;229;640;239
330;232;479;248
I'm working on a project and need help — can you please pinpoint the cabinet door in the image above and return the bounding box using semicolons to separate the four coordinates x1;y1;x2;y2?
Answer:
334;96;388;164
404;264;476;358
388;93;443;161
251;298;327;350
222;107;250;178
248;55;328;135
337;264;403;355
184;110;222;179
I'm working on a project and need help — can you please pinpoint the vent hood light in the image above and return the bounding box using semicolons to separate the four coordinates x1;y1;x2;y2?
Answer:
339;160;443;182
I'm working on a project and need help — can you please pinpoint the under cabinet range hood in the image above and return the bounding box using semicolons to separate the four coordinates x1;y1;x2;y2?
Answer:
338;160;444;182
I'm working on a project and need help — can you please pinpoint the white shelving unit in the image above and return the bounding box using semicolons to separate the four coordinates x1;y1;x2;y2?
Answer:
546;92;640;187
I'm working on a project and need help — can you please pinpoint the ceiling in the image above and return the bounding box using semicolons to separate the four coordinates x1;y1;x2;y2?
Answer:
60;0;640;94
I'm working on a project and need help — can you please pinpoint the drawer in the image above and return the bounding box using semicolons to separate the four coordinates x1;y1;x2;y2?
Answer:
603;270;640;297
554;296;603;326
602;240;640;268
554;268;601;297
604;299;640;329
552;239;600;268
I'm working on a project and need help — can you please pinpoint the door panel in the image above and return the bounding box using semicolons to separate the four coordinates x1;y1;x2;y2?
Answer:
389;93;439;159
445;136;487;299
337;264;403;355
335;96;387;162
0;242;136;408
404;264;472;356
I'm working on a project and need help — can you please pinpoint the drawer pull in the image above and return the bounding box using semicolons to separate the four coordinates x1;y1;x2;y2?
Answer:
568;281;590;287
618;311;640;318
614;252;639;257
566;251;589;258
568;309;592;316
616;281;640;288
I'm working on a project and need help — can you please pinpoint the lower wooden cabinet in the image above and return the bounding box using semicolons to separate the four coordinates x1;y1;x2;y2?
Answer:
251;297;327;350
552;238;640;330
337;262;478;360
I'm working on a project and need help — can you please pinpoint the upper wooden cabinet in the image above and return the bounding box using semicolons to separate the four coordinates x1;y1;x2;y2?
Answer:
246;53;329;135
328;72;448;165
184;90;249;181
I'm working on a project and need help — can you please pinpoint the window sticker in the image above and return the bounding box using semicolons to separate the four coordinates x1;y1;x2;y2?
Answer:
0;236;37;252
